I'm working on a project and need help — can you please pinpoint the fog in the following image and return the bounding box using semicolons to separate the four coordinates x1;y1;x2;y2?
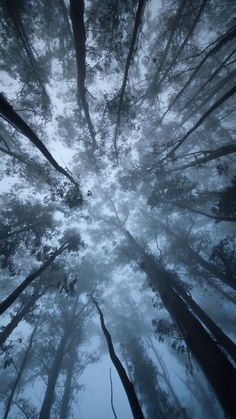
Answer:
0;0;236;418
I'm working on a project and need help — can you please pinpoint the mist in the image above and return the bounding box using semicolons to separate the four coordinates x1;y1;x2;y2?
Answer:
0;0;236;418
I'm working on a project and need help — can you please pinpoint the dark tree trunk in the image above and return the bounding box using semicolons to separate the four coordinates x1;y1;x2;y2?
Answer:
0;94;78;187
171;143;236;171
5;0;50;104
3;321;38;419
114;0;146;161
0;287;45;347
69;0;96;150
121;227;236;418
161;24;236;120
170;275;236;364
156;0;208;94
156;220;236;291
150;0;186;92
59;345;77;419
0;242;69;316
39;328;70;419
167;84;236;156
185;206;236;223
179;47;236;113
93;298;145;419
142;257;236;419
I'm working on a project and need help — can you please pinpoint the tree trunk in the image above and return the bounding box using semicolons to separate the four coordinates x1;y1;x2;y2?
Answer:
0;94;78;187
39;327;70;419
171;143;236;171
121;227;236;418
167;84;236;156
185;206;236;223
147;337;186;417
69;0;96;150
150;0;186;91
169;275;236;364
142;256;236;419
5;0;50;104
161;24;236;120
157;0;208;94
59;345;77;419
0;287;45;347
114;0;146;161
0;242;69;316
92;298;145;419
3;321;38;419
156;220;236;291
0;144;29;166
179;47;236;113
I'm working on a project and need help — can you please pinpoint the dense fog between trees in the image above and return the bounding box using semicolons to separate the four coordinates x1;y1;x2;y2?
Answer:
0;0;236;418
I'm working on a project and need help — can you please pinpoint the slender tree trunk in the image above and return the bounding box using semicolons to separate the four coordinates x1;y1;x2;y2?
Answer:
0;144;28;166
161;24;236;120
114;0;146;161
171;143;236;171
3;321;38;419
167;84;236;156
147;337;186;417
156;0;208;94
185;206;236;223
69;0;96;150
150;0;186;92
5;0;49;104
155;219;236;291
109;368;118;419
0;94;78;187
59;345;77;419
0;287;45;347
179;47;236;113
185;243;236;290
39;328;70;419
92;298;145;419
0;242;69;316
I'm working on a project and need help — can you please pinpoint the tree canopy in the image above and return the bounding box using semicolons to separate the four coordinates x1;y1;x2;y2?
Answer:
0;0;236;418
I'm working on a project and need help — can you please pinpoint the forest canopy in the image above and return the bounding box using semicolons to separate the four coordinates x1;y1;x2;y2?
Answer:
0;0;236;418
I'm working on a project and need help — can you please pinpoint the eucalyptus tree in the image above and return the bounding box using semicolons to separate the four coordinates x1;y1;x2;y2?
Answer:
101;203;236;418
0;0;236;417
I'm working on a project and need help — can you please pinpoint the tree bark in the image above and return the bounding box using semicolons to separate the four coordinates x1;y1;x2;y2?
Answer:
120;226;236;418
92;298;145;419
0;94;78;187
142;256;236;419
0;242;69;316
